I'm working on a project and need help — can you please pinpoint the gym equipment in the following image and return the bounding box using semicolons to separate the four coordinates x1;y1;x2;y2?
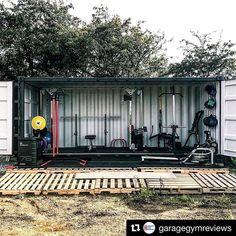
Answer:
150;110;172;149
131;126;147;151
33;127;47;138
159;86;185;152
141;156;178;161
205;84;217;96
182;131;218;165
74;114;78;147
51;95;59;157
181;148;214;165
47;88;63;157
79;159;87;166
85;135;96;151
18;138;38;166
31;116;46;131
44;131;52;145
124;88;136;148
204;98;216;109
201;130;218;154
110;139;128;147
203;115;218;127
184;110;204;147
104;114;108;147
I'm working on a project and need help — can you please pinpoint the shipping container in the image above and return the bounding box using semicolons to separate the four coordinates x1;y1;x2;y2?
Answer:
0;76;235;167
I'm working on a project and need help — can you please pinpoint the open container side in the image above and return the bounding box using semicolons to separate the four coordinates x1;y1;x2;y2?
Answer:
16;76;223;167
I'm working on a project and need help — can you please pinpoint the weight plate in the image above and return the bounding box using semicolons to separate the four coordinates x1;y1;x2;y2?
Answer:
31;116;47;130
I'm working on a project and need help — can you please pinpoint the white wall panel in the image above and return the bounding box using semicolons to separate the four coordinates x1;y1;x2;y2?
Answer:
0;81;13;155
221;79;236;157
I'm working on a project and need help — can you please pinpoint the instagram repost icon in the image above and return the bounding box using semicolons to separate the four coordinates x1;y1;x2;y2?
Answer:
143;222;155;234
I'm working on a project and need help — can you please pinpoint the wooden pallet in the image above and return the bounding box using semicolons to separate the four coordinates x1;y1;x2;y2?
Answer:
146;174;202;194
1;169;235;196
6;167;136;174
0;172;147;195
139;167;229;174
6;167;229;174
190;173;236;193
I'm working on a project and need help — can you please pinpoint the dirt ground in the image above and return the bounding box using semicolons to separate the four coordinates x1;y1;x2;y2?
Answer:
0;193;235;236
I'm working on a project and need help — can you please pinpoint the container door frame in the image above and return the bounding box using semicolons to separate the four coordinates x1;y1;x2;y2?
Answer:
0;81;13;155
221;79;236;157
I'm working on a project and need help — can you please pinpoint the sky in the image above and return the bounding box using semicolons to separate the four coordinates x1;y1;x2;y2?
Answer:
67;0;236;61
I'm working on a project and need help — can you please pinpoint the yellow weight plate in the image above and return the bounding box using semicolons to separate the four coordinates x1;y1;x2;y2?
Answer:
31;116;47;130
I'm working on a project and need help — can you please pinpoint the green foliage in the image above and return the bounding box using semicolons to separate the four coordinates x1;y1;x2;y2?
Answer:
125;187;157;204
227;210;234;220
200;194;231;208
0;1;168;79
168;31;236;77
230;157;236;166
161;195;197;207
81;6;168;77
0;0;82;79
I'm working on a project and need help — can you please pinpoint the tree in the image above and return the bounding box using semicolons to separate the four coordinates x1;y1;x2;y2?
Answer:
0;0;82;79
0;2;168;79
79;6;168;77
168;31;236;77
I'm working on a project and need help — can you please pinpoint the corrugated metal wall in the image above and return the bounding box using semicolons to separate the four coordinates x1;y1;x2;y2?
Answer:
24;84;39;137
39;84;219;148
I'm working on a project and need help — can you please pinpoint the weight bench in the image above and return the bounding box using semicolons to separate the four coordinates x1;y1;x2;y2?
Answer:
85;135;96;151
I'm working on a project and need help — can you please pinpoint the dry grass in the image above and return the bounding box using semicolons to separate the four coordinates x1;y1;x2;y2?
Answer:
0;194;235;236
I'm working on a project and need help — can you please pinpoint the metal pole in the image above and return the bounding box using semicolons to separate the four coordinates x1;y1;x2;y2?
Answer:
104;113;107;147
140;89;144;128
129;100;132;148
172;86;176;125
74;113;78;147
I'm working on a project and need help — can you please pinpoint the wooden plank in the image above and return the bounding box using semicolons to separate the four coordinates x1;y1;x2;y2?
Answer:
24;174;41;190
117;179;122;188
0;174;21;189
205;174;228;188
192;173;213;188
63;174;74;189
31;174;51;191
0;173;12;182
229;174;236;181
70;179;77;189
10;174;32;190
102;179;108;189
95;179;101;189
211;174;234;188
90;179;96;189
189;173;207;188
200;174;221;188
43;174;56;190
218;174;236;187
49;174;63;190
75;172;175;179
57;173;68;190
110;179;115;188
6;174;27;190
30;174;47;190
133;178;139;189
125;179;131;188
226;174;236;185
84;180;90;190
17;174;38;190
77;180;84;189
139;179;147;188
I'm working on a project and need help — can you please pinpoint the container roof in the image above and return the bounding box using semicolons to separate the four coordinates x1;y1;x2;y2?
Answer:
19;76;223;88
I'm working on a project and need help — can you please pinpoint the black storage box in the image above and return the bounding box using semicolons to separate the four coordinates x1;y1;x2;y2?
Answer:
18;138;38;166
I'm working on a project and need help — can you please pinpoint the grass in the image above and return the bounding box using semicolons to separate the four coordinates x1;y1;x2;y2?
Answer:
124;187;157;204
124;189;233;210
